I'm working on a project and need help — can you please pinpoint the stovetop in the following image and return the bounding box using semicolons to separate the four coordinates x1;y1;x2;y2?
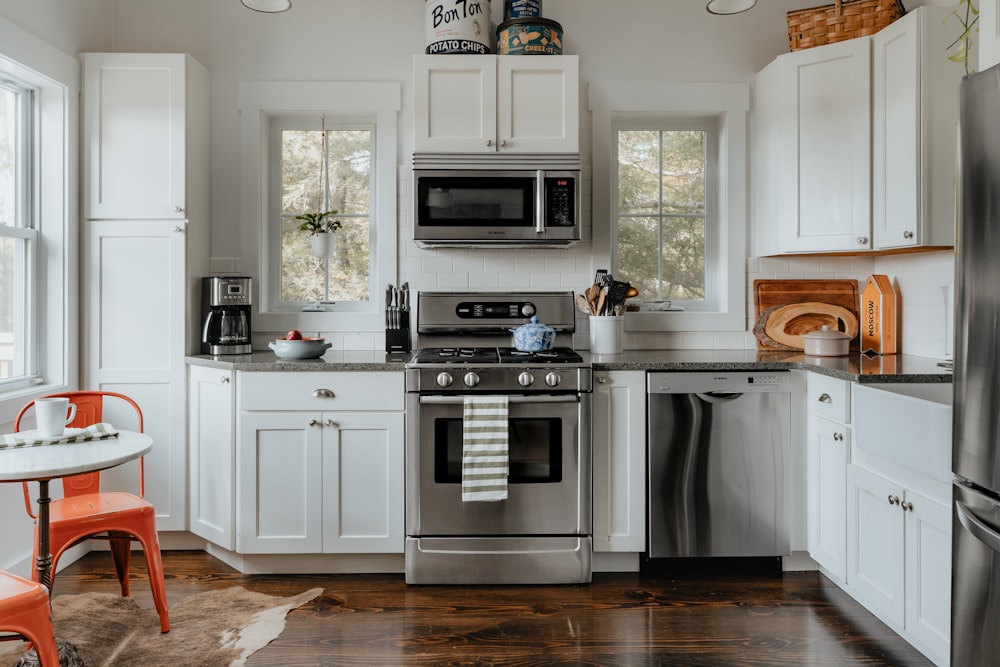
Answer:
411;346;584;365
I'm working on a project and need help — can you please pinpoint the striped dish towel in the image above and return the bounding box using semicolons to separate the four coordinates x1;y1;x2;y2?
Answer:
0;423;120;450
462;395;509;502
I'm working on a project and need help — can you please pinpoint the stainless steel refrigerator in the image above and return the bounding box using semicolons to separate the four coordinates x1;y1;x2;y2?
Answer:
953;62;1000;667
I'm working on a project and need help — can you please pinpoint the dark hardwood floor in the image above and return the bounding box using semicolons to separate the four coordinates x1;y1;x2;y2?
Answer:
51;551;933;666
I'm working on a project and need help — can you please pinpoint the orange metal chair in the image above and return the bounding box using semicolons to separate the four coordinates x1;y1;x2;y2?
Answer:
15;391;170;633
0;569;60;666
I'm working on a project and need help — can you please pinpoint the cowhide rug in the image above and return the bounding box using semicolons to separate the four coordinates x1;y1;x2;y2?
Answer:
1;586;323;667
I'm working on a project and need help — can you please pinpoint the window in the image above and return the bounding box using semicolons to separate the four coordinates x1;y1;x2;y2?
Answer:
0;77;36;387
615;119;719;311
239;81;399;337
589;82;748;332
0;19;77;417
271;116;373;308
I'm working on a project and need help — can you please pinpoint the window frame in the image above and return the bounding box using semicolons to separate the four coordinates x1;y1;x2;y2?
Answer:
590;82;748;333
238;81;400;336
0;17;78;423
613;116;722;312
267;114;376;312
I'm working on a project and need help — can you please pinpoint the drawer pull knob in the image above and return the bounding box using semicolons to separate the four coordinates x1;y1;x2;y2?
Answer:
308;419;320;427
888;495;900;505
901;501;914;512
818;393;833;404
833;432;844;442
325;419;339;428
903;230;914;239
312;388;335;398
596;376;608;384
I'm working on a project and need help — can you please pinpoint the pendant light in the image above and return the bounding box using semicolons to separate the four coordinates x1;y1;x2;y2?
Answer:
242;0;291;13
706;0;756;15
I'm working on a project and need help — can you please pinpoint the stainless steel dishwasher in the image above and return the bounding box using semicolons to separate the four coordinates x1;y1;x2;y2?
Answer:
647;371;791;559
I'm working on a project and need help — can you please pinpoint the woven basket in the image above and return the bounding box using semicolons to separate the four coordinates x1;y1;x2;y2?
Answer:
787;0;906;51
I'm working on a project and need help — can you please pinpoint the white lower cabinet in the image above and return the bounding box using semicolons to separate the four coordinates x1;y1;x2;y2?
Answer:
847;464;951;666
806;413;849;582
235;372;405;555
592;371;646;552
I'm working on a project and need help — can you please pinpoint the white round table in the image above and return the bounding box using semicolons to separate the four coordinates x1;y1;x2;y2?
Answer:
0;430;152;589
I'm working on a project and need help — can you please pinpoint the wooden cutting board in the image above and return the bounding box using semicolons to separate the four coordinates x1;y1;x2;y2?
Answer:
753;279;860;351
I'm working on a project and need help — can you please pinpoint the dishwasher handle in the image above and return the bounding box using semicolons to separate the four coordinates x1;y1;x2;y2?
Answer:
696;392;744;404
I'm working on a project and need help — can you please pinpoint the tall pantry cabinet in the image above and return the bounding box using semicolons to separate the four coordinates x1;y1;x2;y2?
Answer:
80;53;211;532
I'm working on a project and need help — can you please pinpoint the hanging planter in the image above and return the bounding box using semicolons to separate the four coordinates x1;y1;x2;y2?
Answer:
310;231;337;258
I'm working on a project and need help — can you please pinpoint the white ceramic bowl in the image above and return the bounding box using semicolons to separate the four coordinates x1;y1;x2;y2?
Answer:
268;338;332;359
801;325;852;356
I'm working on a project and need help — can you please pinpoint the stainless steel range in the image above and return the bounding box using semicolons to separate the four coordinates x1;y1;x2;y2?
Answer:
404;291;593;584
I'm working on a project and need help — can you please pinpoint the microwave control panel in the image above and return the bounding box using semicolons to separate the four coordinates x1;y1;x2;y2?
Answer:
546;178;576;227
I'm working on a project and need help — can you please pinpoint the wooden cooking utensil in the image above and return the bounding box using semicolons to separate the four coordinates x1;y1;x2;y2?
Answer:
576;294;593;315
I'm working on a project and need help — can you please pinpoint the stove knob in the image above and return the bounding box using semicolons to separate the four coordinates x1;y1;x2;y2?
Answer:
518;371;535;387
521;303;536;317
545;372;561;387
464;372;481;388
436;372;454;388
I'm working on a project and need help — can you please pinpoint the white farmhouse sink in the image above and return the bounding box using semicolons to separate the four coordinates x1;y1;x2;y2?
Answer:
852;383;953;483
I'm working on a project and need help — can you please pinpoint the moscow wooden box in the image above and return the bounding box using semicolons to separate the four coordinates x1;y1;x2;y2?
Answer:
861;274;897;355
787;0;906;51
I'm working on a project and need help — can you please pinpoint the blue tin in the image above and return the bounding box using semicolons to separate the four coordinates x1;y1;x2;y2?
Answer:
504;0;541;20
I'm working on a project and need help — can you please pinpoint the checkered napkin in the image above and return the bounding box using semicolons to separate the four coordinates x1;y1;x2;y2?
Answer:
462;396;509;502
0;423;119;450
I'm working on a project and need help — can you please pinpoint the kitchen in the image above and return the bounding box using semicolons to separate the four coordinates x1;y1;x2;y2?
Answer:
0;0;985;665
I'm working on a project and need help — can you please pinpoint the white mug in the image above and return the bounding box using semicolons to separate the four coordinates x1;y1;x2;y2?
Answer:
35;397;77;437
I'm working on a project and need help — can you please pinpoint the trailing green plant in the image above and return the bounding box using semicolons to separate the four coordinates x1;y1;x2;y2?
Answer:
294;210;342;236
947;0;979;76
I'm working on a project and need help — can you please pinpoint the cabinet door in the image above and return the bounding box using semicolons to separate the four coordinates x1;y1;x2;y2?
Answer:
982;0;1000;71
188;366;234;549
847;464;905;627
82;53;187;219
83;220;187;530
237;412;324;554
780;39;872;252
592;371;646;552
321;412;405;553
413;55;497;153
903;488;951;664
806;415;848;582
497;55;579;153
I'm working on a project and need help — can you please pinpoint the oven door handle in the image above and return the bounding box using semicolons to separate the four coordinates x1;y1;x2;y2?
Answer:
418;395;579;405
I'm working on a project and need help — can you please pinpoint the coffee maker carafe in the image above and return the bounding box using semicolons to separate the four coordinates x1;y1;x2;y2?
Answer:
201;276;252;355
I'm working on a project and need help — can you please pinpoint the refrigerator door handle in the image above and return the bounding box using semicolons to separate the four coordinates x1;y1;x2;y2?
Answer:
956;500;1000;554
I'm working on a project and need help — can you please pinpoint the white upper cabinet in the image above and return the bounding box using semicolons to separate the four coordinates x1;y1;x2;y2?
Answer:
981;0;1000;71
82;53;208;220
754;7;961;256
872;6;963;250
755;37;872;254
414;54;579;153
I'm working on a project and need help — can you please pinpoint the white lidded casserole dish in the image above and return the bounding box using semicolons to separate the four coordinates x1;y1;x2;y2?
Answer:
801;325;852;356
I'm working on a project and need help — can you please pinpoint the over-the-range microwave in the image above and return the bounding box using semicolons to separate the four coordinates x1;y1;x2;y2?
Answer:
412;153;581;248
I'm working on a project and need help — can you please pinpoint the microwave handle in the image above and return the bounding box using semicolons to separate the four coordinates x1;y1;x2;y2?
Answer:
535;170;545;234
419;395;578;405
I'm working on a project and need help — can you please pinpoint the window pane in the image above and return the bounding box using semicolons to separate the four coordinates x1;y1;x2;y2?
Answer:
0;86;16;227
617;128;708;303
0;235;26;380
280;127;372;304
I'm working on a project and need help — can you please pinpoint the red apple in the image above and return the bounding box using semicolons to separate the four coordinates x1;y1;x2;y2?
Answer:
285;329;302;340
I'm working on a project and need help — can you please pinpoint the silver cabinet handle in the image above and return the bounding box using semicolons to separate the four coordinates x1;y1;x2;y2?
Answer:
818;393;833;404
595;376;608;384
221;376;230;384
174;206;184;213
888;495;900;505
312;388;335;398
901;501;914;512
173;226;184;233
308;419;320;427
499;139;507;147
324;419;339;428
486;139;493;147
903;230;914;239
833;432;844;442
857;236;869;245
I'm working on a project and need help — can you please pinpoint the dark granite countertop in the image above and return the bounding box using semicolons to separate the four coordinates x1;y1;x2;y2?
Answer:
584;350;952;383
187;348;952;384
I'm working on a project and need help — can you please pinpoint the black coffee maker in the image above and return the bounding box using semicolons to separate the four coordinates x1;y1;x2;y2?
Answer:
201;276;252;355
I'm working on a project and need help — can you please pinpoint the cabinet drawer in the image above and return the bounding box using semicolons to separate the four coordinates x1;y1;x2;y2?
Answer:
808;374;851;424
238;372;404;412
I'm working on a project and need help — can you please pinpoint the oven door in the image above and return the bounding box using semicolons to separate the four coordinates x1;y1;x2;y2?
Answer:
406;393;591;537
